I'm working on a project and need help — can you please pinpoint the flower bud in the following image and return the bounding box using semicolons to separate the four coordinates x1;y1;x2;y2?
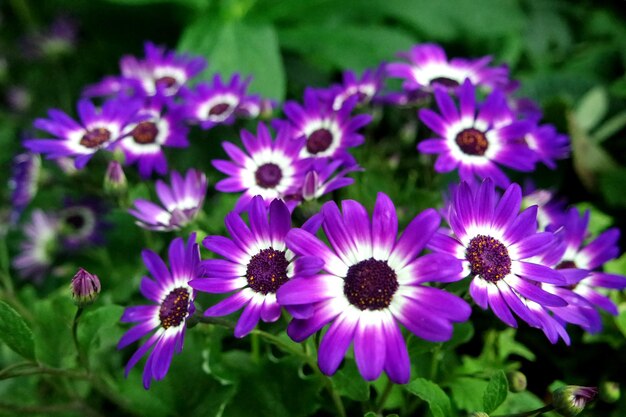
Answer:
552;385;598;417
507;371;527;393
104;160;127;196
70;268;101;307
599;381;620;403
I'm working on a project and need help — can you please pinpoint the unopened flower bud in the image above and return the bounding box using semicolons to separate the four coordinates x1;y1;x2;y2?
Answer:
104;160;127;195
599;381;620;403
70;268;101;306
552;385;598;417
507;371;527;393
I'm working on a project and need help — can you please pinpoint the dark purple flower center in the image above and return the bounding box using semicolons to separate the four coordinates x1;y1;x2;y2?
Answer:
455;128;489;156
344;258;398;311
246;248;290;294
80;127;111;148
556;260;577;270
430;77;460;89
208;103;232;117
155;76;178;89
255;163;283;189
159;287;190;329
131;121;159;144
466;235;511;282
306;128;333;154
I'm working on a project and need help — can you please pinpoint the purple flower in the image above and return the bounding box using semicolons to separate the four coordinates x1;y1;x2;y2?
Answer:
190;197;321;338
58;198;108;250
277;193;470;383
521;185;568;231
546;208;626;324
70;268;101;307
115;96;189;178
24;98;143;169
280;88;371;160
129;169;208;231
418;79;536;188
323;66;386;111
8;152;40;224
182;74;261;130
212;123;310;212
552;385;598;417
12;209;59;281
524;123;570;169
118;234;200;389
387;43;511;93
301;158;363;202
428;179;570;341
83;42;206;98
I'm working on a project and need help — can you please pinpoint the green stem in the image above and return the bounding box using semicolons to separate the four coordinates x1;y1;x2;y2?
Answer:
494;404;555;417
375;379;395;414
429;344;443;380
0;361;36;378
251;332;260;362
72;307;88;370
193;315;346;417
0;401;94;416
0;365;89;381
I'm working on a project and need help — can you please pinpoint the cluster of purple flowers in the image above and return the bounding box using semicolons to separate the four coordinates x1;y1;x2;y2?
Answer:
14;40;626;390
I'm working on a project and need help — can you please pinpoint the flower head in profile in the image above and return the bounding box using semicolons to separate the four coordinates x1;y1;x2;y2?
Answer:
8;152;40;224
323;65;386;111
552;385;598;417
301;157;363;202
118;233;200;389
277;193;470;383
182;74;261;130
12;209;59;281
418;79;536;188
387;43;511;94
212;123;310;212
428;179;570;342
83;41;206;98
24;97;143;169
190;197;321;338
115;95;189;178
280;88;371;161
129;169;208;231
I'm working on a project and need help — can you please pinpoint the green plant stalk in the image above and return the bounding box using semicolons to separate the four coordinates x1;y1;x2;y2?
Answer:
494;404;555;417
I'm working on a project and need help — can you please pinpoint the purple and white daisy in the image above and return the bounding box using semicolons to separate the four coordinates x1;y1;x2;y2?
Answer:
24;97;143;169
129;169;208;231
324;66;386;111
386;43;511;93
281;88;372;160
182;74;261;130
521;186;568;230
301;158;363;202
428;179;569;337
58;198;108;250
212;123;310;212
12;209;59;281
83;42;206;98
418;79;536;188
277;193;470;383
115;96;189;178
190;197;322;338
8;152;40;224
118;233;200;389
524;123;570;169
547;208;626;323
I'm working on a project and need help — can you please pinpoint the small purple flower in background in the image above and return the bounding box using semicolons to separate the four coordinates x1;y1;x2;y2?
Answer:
212;123;310;212
190;197;322;338
5;86;32;113
545;208;626;324
104;160;128;195
70;267;101;307
521;185;568;230
115;96;189;178
418;79;536;188
12;209;59;281
24;97;143;169
301;158;363;202
524;124;570;169
8;152;40;224
277;193;470;383
118;233;200;389
280;88;371;160
129;169;208;231
387;43;511;93
428;179;570;341
323;65;386;111
83;42;206;98
58;198;108;250
182;74;261;130
20;14;78;60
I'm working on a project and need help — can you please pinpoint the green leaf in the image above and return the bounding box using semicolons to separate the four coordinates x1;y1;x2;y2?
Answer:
332;359;370;401
599;168;626;208
279;24;415;72
448;377;489;412
33;292;76;367
77;305;124;367
483;370;509;413
615;304;626;339
593;110;626;143
575;86;609;131
497;329;535;362
179;19;285;100
443;322;474;350
0;301;35;360
405;378;452;417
